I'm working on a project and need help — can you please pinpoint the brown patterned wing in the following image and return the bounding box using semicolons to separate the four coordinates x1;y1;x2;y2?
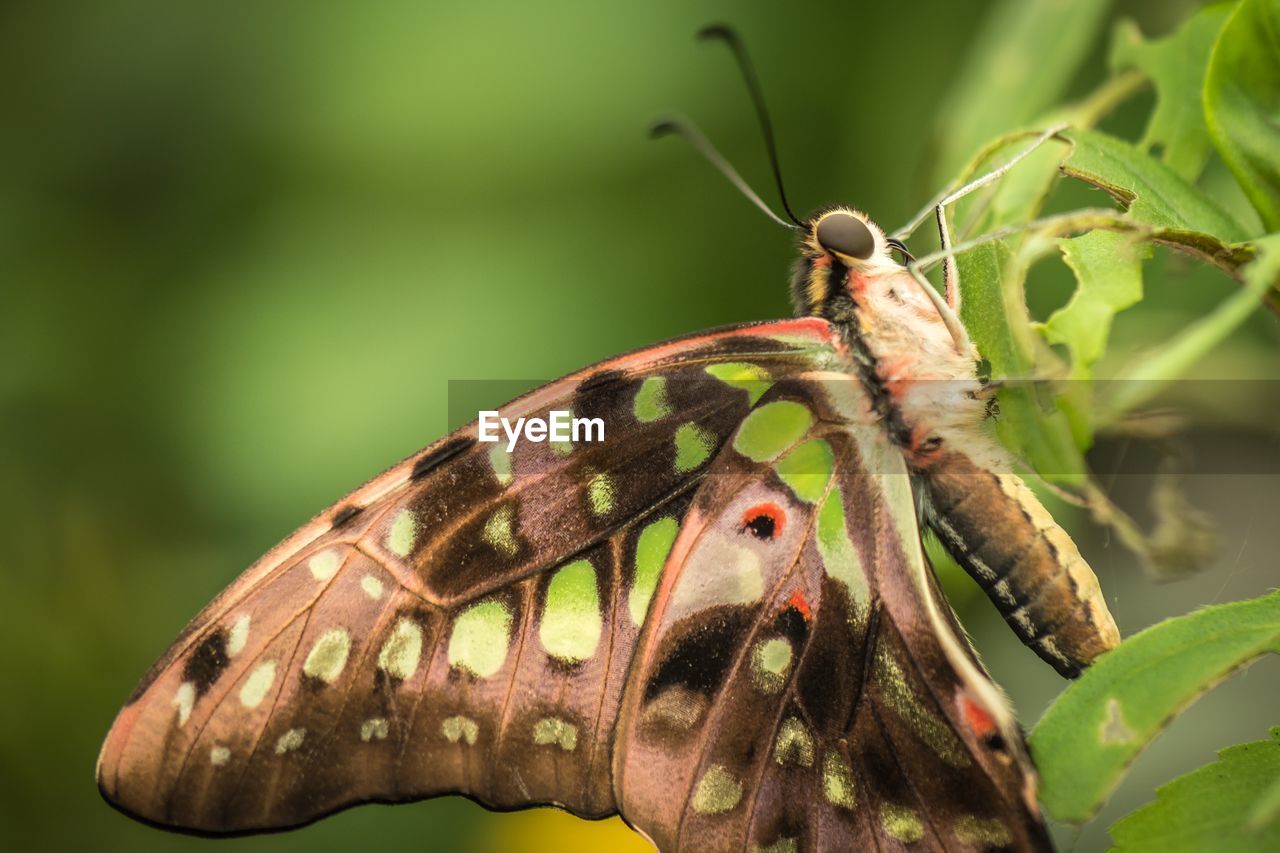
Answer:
614;376;1051;851
96;319;845;834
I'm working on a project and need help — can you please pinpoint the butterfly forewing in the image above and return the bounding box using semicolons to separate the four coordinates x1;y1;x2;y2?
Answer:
614;377;1050;851
97;319;845;834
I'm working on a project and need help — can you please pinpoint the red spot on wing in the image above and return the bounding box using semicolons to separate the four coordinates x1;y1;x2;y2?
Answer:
958;692;998;740
787;589;812;622
740;502;786;540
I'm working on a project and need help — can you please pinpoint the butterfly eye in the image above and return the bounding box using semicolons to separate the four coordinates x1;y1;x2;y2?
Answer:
815;212;875;260
741;502;785;540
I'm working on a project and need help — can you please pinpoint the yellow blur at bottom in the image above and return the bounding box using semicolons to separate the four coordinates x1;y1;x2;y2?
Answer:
486;809;653;852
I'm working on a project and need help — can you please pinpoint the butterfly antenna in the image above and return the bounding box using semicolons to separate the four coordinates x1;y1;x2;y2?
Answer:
698;24;804;227
651;117;799;230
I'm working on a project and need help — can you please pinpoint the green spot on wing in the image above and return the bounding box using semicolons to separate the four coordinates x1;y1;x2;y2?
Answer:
587;473;615;516
705;362;773;405
630;516;678;625
673;422;715;473
386;509;417;557
752;637;793;693
822;751;856;809
881;804;924;843
481;505;518;558
488;443;513;486
954;816;1011;847
774;438;834;503
633;376;672;422
817;487;869;606
540;559;602;662
447;601;512;678
733;400;813;462
692;765;742;815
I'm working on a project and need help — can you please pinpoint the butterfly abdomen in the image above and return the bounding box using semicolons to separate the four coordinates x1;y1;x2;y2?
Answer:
919;449;1120;678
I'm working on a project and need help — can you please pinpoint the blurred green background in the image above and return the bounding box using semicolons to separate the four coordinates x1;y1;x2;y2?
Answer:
2;1;1276;850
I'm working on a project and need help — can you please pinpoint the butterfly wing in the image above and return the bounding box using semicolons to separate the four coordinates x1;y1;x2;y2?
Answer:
96;318;844;834
614;375;1051;851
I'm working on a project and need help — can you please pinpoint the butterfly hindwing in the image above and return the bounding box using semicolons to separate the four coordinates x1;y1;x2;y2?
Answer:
96;319;844;833
614;376;1051;851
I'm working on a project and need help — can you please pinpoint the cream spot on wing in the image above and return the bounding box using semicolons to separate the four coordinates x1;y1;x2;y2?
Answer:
227;614;251;657
692;765;742;815
377;618;423;681
274;727;306;755
361;574;384;600
823;751;856;809
360;718;389;742
386;508;418;558
302;628;351;683
481;505;519;558
532;717;578;751
209;745;230;766
669;534;764;622
774;716;814;767
173;682;195;727
308;549;340;581
239;661;277;709
441;715;479;745
639;687;707;732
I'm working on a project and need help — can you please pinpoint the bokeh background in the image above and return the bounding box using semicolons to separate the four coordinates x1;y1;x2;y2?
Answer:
2;1;1276;850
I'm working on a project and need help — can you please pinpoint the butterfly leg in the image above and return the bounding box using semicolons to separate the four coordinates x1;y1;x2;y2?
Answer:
905;124;1069;310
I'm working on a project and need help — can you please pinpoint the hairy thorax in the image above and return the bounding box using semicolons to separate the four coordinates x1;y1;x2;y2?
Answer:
847;266;990;467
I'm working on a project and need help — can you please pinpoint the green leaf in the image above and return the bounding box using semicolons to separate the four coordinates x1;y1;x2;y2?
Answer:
1205;0;1280;232
1040;230;1147;450
1247;772;1280;833
957;240;1086;480
1044;230;1146;377
1109;5;1233;181
1029;590;1280;823
930;0;1112;185
1109;727;1280;852
957;240;1035;376
1060;127;1249;245
1105;232;1280;418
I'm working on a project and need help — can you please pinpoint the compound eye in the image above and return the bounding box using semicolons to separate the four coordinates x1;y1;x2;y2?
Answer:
815;212;875;260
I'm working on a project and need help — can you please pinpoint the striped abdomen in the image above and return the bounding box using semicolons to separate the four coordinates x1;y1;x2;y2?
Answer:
918;449;1119;678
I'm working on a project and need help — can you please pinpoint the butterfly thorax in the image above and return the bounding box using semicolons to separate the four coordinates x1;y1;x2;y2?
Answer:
790;206;988;471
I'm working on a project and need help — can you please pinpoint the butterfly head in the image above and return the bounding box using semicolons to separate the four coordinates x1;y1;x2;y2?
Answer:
790;207;910;318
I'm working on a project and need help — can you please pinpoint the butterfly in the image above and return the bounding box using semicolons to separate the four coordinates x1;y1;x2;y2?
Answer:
98;26;1119;853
